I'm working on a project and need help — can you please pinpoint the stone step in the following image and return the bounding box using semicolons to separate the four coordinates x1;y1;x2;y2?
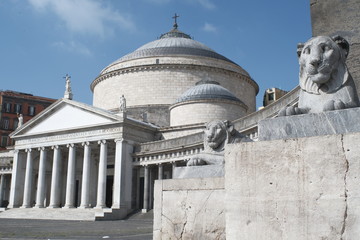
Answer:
0;207;134;221
0;208;97;221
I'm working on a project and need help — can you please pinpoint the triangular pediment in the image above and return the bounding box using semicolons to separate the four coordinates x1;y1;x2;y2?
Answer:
11;99;120;137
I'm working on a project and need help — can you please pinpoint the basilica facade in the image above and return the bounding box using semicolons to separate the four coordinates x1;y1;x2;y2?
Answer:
2;22;265;220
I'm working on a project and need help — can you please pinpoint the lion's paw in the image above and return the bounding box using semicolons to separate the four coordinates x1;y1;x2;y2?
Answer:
187;158;207;166
278;106;303;117
323;100;346;111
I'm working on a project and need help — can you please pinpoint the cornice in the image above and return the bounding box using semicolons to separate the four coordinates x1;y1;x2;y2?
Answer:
90;63;259;94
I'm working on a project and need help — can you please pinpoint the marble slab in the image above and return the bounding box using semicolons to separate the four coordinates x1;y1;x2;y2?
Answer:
173;165;224;179
259;107;360;141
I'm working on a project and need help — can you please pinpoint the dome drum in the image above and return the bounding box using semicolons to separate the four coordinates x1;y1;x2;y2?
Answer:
169;80;248;126
170;99;247;126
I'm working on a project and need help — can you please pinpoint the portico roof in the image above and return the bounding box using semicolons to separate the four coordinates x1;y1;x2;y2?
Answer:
10;98;122;138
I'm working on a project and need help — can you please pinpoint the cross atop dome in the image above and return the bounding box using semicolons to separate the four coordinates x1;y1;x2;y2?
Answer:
159;13;192;39
172;13;180;29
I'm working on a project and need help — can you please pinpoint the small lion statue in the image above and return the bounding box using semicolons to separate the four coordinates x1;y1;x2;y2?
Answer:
187;120;251;166
279;35;360;116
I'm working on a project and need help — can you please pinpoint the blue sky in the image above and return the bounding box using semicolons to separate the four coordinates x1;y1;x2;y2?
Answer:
0;0;312;108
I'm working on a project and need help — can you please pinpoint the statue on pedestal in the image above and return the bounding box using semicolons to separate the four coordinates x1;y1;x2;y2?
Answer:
279;35;360;116
120;95;126;113
17;113;23;128
187;120;251;166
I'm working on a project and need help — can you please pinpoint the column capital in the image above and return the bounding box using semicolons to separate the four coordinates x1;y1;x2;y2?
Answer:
98;139;107;145
81;141;90;147
25;148;32;153
67;143;75;148
38;146;47;151
51;145;59;150
13;149;20;154
114;138;127;143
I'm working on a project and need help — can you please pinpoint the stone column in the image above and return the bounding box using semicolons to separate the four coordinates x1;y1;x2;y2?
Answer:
142;165;149;213
48;146;61;208
34;147;47;208
64;144;76;208
8;150;26;208
21;149;33;208
0;174;4;207
95;140;107;209
80;142;91;208
113;139;124;209
172;162;177;179
158;164;163;180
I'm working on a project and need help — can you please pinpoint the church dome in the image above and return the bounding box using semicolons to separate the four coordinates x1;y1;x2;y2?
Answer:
175;80;244;104
91;20;258;127
170;80;248;126
107;28;237;69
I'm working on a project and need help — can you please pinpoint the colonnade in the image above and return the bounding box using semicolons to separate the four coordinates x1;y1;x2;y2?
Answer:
141;162;176;212
8;138;131;210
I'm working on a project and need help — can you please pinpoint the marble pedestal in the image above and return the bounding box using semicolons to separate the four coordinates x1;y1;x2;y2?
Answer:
173;165;224;179
259;107;360;141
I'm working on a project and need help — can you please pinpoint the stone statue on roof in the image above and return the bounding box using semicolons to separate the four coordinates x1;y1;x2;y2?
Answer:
64;74;73;100
120;95;126;112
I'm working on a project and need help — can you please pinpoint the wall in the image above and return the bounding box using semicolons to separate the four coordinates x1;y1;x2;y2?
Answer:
154;132;360;239
92;56;257;116
170;100;247;126
154;178;225;240
225;133;360;239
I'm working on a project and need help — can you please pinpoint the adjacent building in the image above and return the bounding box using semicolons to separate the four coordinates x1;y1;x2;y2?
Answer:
0;91;56;150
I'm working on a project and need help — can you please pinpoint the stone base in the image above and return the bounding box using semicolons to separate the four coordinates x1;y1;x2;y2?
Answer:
173;165;224;179
258;107;360;141
225;133;360;239
154;178;225;240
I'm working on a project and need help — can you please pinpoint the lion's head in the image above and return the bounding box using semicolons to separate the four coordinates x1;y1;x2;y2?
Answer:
297;35;349;94
204;120;230;152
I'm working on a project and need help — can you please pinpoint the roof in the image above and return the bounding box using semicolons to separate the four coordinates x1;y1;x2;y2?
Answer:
107;27;238;67
175;80;245;104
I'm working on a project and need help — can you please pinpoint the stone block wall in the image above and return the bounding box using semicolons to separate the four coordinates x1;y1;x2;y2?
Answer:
154;132;360;239
92;56;257;114
154;178;225;240
225;133;360;239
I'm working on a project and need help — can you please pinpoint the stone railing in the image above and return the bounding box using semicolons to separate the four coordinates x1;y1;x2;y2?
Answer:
133;143;203;166
233;85;300;132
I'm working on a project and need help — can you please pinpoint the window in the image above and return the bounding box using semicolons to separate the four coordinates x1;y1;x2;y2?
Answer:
3;103;11;113
28;106;36;116
13;118;19;130
268;92;274;101
1;136;8;147
2;118;10;130
14;104;22;114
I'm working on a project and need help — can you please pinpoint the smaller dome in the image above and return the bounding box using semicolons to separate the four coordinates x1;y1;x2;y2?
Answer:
176;80;244;104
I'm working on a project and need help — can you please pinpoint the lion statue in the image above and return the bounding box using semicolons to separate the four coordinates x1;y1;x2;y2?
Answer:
187;120;251;166
278;35;360;116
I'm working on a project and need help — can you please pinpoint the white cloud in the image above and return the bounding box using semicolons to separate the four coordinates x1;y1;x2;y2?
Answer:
203;22;217;33
28;0;135;38
53;41;92;56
